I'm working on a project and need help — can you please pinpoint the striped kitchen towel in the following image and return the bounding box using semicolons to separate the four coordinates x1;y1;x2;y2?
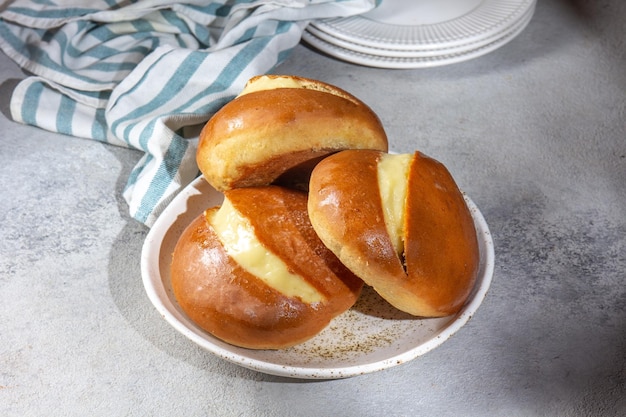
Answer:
0;0;376;227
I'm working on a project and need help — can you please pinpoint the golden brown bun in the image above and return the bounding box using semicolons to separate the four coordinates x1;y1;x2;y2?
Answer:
170;186;363;349
197;75;388;192
307;150;479;317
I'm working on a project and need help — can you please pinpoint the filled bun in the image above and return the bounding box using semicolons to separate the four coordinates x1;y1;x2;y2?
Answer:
307;150;479;317
170;186;363;349
196;75;388;192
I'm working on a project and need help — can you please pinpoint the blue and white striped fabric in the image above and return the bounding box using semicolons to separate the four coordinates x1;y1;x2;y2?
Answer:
0;0;375;227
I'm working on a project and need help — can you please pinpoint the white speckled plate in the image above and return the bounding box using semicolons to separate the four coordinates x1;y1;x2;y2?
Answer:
141;176;494;379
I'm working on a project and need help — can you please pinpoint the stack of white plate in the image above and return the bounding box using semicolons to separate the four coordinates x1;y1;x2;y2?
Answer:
303;0;537;69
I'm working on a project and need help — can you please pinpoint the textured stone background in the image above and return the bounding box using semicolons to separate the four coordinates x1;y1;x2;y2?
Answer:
1;0;624;416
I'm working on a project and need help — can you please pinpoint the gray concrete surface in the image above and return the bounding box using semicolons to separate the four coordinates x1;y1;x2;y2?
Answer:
1;0;624;415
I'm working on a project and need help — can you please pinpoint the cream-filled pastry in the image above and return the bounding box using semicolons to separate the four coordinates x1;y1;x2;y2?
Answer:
307;150;479;318
170;186;363;349
196;75;388;192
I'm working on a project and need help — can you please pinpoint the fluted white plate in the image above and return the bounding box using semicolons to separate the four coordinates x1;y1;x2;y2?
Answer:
305;2;535;59
141;176;495;379
302;5;533;69
309;0;536;51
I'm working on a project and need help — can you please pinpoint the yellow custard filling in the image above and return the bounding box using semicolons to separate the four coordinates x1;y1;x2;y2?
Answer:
238;75;303;96
377;153;412;257
237;75;355;103
210;198;324;304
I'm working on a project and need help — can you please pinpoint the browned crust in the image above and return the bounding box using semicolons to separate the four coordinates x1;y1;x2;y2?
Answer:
307;150;479;317
217;149;333;191
225;186;363;314
403;153;479;316
196;77;388;192
307;150;405;285
170;186;363;349
170;211;316;349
